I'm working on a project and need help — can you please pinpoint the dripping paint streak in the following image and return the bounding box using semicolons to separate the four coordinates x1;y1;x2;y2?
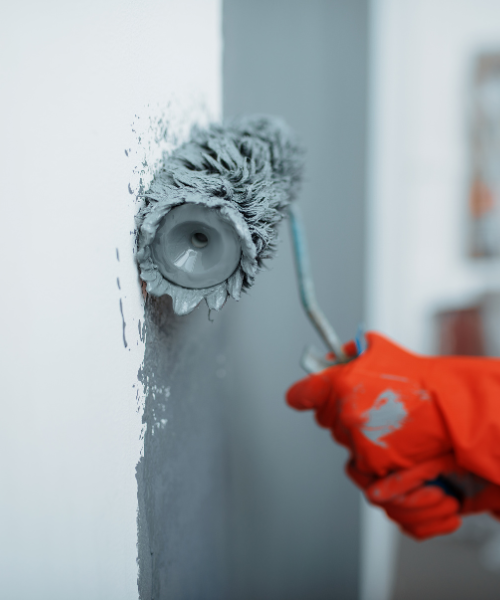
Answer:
119;298;128;348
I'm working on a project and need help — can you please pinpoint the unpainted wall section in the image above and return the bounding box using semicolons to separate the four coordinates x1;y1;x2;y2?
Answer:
0;1;221;598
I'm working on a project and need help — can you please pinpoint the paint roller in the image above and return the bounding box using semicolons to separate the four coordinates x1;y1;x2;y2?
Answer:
135;115;348;371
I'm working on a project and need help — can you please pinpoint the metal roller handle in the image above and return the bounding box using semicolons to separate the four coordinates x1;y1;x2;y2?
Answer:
288;203;348;364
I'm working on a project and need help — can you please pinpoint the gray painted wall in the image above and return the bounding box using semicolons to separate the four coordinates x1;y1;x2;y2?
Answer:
137;297;231;599
223;1;368;598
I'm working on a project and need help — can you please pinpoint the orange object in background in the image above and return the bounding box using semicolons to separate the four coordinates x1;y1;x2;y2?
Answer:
287;332;500;539
469;178;494;218
436;306;485;357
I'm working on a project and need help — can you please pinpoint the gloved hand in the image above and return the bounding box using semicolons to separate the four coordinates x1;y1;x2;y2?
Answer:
356;453;500;539
286;332;500;538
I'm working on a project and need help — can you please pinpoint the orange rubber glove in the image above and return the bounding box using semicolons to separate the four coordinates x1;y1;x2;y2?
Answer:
360;453;500;539
342;457;462;539
286;332;500;538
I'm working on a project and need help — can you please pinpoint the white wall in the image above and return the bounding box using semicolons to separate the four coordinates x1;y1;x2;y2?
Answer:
0;1;221;598
368;0;500;353
363;1;500;599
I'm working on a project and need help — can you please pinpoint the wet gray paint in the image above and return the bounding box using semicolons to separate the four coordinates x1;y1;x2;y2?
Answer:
119;299;127;348
361;389;407;447
380;373;409;383
135;116;303;316
136;297;230;599
117;247;128;348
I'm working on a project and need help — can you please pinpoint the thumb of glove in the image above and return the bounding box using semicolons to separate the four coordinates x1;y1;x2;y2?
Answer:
286;373;332;411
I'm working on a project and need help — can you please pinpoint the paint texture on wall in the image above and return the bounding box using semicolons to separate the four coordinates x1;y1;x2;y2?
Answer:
137;298;230;599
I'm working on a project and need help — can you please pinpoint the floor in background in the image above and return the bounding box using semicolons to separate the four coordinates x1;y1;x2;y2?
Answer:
392;532;500;600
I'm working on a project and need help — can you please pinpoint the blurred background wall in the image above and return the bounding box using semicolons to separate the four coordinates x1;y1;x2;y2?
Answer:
223;1;368;598
368;0;500;598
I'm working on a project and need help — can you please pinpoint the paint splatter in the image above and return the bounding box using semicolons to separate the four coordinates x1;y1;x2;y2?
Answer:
136;318;146;344
119;298;128;348
361;389;407;447
416;389;431;401
380;373;409;383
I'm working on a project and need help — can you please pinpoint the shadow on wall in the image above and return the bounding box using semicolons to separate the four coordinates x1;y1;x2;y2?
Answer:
223;1;368;599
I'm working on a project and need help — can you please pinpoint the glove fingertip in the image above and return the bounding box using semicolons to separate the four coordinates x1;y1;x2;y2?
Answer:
344;340;358;358
286;375;331;410
366;478;409;504
406;515;461;541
